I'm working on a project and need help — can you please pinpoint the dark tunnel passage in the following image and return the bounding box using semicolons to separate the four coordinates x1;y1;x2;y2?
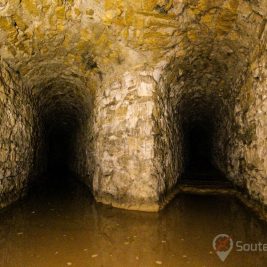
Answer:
30;81;91;194
180;102;231;187
43;111;79;183
46;127;71;175
184;120;214;173
33;112;81;193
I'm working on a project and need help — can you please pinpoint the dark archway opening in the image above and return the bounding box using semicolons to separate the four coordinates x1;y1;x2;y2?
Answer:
28;103;92;207
181;112;230;187
42;110;80;188
185;121;213;173
46;127;71;175
29;113;81;198
30;81;91;197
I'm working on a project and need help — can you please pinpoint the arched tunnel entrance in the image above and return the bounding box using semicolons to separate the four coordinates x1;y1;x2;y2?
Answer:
31;80;92;194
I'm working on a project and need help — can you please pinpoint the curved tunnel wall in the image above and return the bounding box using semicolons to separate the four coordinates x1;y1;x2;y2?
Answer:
0;60;96;208
0;60;35;208
153;61;231;199
215;52;267;204
154;46;267;208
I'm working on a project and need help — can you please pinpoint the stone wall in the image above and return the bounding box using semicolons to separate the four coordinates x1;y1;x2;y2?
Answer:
0;59;34;208
216;50;267;205
0;0;267;212
93;71;159;211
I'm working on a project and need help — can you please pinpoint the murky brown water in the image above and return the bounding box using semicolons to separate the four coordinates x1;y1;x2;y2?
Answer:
1;178;267;267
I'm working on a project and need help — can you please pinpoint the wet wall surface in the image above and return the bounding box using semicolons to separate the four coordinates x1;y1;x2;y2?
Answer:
0;177;267;267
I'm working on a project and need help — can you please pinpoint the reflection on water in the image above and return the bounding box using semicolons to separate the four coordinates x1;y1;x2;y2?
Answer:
0;177;267;267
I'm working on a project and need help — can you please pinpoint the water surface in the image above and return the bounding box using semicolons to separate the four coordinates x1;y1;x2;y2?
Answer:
0;178;267;267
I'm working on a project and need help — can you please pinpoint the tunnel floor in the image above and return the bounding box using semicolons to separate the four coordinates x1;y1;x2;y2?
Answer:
1;174;267;267
181;160;234;189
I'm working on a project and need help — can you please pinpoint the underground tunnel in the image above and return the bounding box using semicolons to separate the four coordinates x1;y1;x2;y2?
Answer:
0;0;267;265
31;79;93;192
0;0;266;215
179;97;231;187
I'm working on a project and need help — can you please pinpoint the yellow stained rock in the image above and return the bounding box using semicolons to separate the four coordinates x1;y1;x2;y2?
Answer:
55;6;65;20
22;0;40;16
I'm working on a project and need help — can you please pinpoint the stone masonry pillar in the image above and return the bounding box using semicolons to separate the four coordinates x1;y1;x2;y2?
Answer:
93;71;159;211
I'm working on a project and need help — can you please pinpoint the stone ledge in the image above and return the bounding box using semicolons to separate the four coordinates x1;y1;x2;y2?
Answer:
94;193;160;212
160;184;267;222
